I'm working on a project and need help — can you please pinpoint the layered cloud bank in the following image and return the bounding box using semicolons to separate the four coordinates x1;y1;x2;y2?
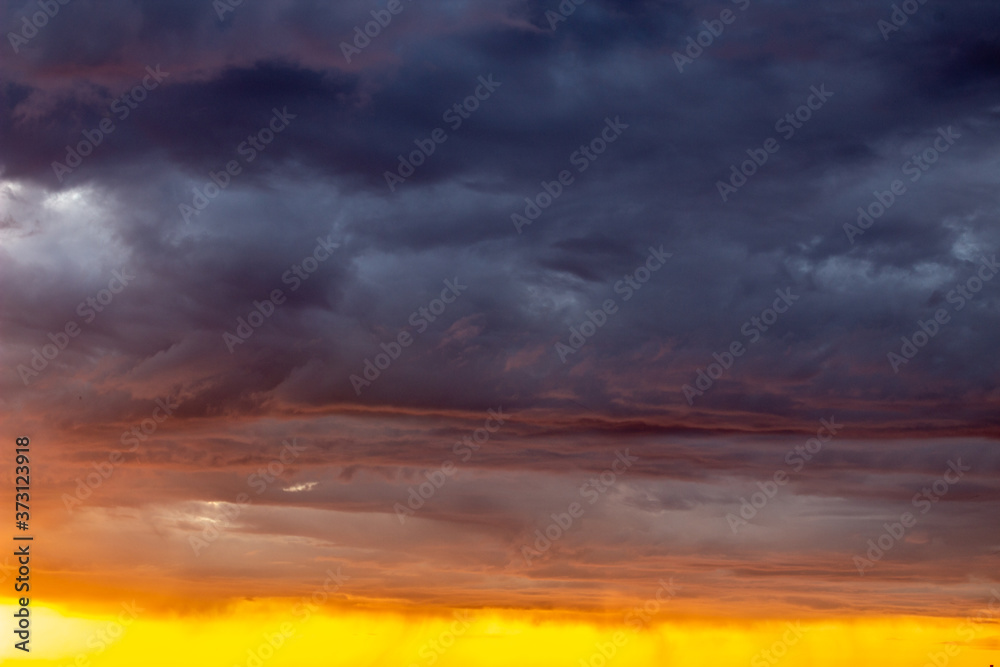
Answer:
1;2;999;662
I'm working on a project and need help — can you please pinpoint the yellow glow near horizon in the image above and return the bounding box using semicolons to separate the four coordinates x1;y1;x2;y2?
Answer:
0;598;997;667
0;602;115;662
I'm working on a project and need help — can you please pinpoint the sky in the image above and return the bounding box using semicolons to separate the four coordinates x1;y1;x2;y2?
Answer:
1;0;999;665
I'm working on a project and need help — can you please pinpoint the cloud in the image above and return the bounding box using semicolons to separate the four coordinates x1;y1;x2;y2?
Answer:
2;0;999;616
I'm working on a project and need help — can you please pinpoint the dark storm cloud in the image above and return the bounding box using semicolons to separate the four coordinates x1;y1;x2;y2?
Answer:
6;0;1000;624
3;1;1000;436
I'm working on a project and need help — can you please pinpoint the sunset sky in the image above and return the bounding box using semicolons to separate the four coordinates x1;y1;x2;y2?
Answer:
1;0;999;665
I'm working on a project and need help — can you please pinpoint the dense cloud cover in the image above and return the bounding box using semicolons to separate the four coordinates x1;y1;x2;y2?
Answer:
1;0;998;615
